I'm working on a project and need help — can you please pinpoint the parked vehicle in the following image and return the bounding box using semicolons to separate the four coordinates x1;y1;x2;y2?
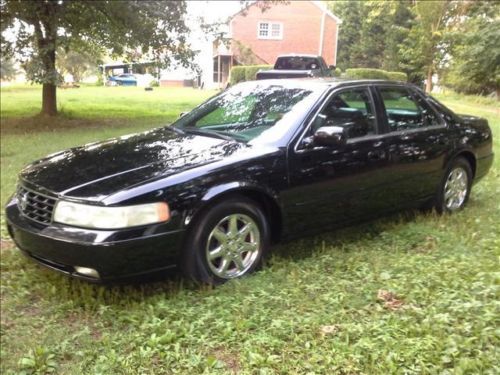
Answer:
6;79;493;284
256;54;334;80
106;73;156;87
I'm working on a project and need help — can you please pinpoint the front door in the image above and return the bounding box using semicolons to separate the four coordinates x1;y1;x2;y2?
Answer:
283;86;391;236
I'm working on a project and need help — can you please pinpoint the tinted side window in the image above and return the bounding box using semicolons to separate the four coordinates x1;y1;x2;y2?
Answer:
313;88;375;139
380;87;442;131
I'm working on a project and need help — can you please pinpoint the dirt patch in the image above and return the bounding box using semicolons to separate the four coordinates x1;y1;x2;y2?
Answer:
377;289;405;311
211;347;241;374
0;238;15;251
319;324;341;337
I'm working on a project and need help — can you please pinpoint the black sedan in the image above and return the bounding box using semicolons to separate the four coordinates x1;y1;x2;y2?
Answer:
5;79;494;284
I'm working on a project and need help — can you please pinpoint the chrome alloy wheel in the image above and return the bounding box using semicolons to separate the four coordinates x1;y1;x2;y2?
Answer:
444;166;469;211
205;214;261;279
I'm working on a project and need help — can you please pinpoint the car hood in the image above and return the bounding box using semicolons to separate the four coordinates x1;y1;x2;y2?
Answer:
20;127;247;201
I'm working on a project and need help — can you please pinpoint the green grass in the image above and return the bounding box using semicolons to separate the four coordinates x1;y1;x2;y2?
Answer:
1;86;499;374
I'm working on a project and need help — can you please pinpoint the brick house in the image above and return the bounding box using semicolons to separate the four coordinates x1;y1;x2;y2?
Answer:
212;0;341;87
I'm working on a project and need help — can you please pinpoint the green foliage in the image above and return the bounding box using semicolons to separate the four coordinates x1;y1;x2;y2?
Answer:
230;66;246;85
57;46;102;83
0;0;194;115
441;3;500;95
18;347;57;375
0;56;17;81
229;65;272;85
345;68;389;80
329;1;499;95
345;68;407;81
244;65;272;81
0;87;499;374
385;71;408;82
329;1;414;73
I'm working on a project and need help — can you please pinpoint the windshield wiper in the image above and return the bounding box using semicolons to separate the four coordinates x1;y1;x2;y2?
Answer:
165;125;186;135
181;128;238;142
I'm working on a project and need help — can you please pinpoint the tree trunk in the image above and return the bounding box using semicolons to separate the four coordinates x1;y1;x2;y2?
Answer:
426;66;433;93
36;5;59;117
39;42;58;116
42;83;57;116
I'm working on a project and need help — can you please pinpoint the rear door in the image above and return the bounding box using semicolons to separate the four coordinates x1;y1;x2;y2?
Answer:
373;85;450;206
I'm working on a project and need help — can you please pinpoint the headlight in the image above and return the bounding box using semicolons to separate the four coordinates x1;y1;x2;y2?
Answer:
53;201;170;229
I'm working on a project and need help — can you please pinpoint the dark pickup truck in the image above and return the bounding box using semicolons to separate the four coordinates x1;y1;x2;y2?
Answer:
256;54;334;80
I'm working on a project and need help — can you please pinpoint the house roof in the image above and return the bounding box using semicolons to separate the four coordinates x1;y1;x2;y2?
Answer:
229;0;342;24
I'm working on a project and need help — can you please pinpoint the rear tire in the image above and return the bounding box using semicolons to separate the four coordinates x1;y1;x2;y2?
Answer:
435;157;473;214
181;197;270;285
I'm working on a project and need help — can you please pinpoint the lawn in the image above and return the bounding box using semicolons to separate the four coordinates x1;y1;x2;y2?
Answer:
1;85;499;374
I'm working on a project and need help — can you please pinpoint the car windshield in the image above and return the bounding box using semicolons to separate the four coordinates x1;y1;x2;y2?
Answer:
275;57;320;70
173;83;313;142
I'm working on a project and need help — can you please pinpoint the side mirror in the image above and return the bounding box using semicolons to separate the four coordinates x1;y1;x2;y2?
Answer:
179;112;186;118
313;126;347;147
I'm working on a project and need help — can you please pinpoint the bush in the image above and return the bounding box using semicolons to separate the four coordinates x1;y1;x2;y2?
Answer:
230;65;273;85
386;71;408;82
244;65;272;81
331;68;343;78
344;68;407;81
345;68;389;80
230;66;246;85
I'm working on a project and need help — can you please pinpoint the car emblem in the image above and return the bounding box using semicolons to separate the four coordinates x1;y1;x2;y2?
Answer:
19;191;29;211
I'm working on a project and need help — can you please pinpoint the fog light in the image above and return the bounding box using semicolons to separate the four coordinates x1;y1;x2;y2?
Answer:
74;266;100;279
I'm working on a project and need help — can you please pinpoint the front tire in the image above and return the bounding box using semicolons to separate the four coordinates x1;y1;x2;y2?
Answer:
435;157;473;213
181;197;270;284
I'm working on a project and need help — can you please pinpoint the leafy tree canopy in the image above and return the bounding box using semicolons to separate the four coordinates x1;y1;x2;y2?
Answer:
1;0;194;115
329;0;499;95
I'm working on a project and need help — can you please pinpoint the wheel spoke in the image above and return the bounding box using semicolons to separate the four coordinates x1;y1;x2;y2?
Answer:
212;227;228;244
217;257;231;274
240;241;258;253
228;215;238;236
234;254;245;271
239;222;254;237
444;188;453;200
208;245;225;260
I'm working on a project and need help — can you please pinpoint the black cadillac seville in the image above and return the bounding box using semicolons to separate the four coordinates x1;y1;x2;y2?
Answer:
5;79;493;284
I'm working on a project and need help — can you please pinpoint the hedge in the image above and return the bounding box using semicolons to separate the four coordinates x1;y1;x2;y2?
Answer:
230;65;273;85
245;65;272;81
230;67;246;85
344;68;407;82
385;71;408;81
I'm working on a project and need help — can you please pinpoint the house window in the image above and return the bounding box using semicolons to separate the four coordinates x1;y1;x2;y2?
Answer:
258;22;283;40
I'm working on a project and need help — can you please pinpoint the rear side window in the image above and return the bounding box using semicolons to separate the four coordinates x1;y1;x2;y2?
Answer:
379;87;442;131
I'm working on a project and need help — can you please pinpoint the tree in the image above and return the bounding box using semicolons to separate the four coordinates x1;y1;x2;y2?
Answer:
1;1;194;116
328;1;414;73
441;1;500;96
0;56;17;81
57;46;102;83
399;1;462;92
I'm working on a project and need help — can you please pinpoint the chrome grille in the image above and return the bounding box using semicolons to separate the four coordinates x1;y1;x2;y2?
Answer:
17;185;56;225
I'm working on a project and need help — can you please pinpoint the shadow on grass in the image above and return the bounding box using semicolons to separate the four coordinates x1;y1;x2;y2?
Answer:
0;113;168;136
7;208;436;309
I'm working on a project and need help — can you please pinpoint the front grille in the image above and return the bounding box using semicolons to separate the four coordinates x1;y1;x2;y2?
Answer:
17;185;57;225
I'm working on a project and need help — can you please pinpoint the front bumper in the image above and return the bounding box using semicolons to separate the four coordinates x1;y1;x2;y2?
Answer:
5;199;185;282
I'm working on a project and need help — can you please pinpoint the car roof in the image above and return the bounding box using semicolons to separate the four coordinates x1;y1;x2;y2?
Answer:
277;54;322;59
247;77;413;90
